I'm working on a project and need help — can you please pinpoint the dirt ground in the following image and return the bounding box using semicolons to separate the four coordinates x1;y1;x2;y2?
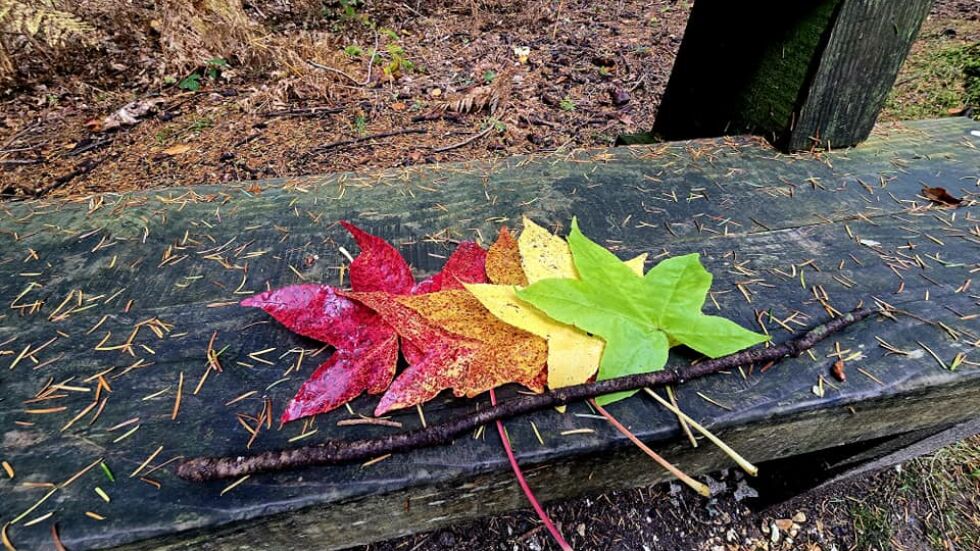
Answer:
1;0;689;198
354;435;980;551
2;2;977;199
1;1;978;550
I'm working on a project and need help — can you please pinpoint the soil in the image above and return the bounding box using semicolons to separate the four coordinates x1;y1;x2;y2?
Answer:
0;0;689;198
353;435;980;551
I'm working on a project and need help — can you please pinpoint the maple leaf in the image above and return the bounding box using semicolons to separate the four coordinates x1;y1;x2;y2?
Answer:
245;222;488;422
518;217;647;284
517;219;768;404
341;220;414;294
468;219;646;389
241;285;398;422
346;289;547;415
412;241;489;293
485;226;527;286
341;220;488;293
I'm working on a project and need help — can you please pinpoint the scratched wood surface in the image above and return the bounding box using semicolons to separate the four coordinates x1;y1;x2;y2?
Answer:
0;118;978;550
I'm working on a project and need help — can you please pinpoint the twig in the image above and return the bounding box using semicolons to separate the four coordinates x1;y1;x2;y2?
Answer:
667;385;698;448
591;399;710;496
643;389;757;476
262;107;344;119
432;124;494;153
177;308;874;481
36;157;105;197
0;158;43;165
309;128;427;155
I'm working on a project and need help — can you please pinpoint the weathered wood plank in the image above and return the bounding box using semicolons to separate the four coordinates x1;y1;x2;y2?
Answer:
646;0;934;151
0;118;977;550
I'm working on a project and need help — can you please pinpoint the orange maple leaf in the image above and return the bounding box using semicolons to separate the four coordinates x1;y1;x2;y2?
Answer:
345;289;547;415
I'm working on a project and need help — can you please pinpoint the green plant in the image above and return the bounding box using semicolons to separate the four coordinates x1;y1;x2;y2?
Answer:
204;57;228;79
962;43;980;117
559;97;576;112
179;73;202;91
379;27;399;41
353;114;367;135
334;0;363;20
343;44;363;58
482;70;496;84
484;117;506;133
155;127;178;144
383;43;414;79
850;502;893;550
178;57;228;91
188;117;213;133
884;26;980;121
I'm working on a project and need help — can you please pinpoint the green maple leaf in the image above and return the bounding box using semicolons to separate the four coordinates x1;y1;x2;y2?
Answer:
517;219;768;405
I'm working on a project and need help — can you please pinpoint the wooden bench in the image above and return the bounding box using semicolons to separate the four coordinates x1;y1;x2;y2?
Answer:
1;117;978;550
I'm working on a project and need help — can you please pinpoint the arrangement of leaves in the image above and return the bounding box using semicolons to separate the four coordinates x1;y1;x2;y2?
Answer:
244;218;767;422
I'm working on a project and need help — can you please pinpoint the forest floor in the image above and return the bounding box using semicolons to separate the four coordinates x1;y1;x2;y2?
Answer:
1;1;978;550
2;0;975;200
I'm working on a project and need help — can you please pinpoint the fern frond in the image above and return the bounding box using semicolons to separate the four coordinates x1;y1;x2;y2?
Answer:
0;0;95;48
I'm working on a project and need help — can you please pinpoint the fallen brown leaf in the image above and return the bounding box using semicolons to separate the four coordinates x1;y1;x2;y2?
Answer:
163;144;192;156
922;186;962;207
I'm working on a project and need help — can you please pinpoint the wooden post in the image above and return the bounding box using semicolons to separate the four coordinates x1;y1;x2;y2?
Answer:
644;0;934;151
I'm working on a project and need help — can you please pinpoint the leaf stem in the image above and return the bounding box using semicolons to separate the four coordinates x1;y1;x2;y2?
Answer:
643;388;758;477
667;385;698;448
590;399;710;496
491;390;573;550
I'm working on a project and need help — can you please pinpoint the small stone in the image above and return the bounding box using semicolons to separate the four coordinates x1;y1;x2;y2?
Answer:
576;523;586;537
610;87;630;107
793;512;807;523
429;88;442;97
436;530;456;547
770;522;781;544
774;519;794;532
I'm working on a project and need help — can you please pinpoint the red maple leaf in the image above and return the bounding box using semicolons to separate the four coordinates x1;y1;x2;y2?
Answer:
241;285;398;422
243;222;489;422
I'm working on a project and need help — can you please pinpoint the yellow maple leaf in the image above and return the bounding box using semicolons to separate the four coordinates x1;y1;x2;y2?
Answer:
468;218;646;389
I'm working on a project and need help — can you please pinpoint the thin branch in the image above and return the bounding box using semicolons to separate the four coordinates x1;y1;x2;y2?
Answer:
643;389;757;476
177;308;874;481
309;128;427;155
667;385;698;448
591;399;710;496
432;124;494;153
